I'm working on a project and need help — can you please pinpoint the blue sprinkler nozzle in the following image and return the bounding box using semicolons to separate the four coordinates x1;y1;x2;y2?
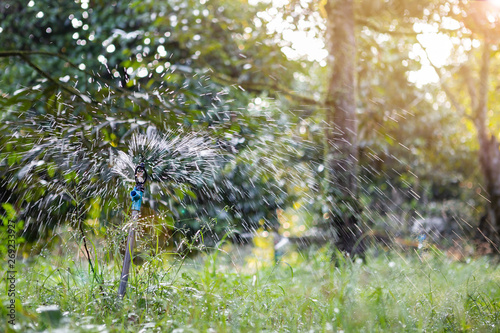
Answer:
130;186;143;211
131;162;147;211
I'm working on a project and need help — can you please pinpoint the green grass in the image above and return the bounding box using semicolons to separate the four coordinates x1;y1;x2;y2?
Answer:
2;244;500;332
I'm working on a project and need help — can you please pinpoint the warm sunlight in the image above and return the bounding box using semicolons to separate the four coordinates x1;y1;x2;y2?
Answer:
490;0;500;7
262;0;458;86
257;0;328;64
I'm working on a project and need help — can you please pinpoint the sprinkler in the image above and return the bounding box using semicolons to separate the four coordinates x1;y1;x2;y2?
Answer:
118;162;147;298
112;132;218;298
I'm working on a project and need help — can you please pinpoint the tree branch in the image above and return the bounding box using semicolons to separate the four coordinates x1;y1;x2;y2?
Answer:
3;50;322;111
210;70;321;106
356;18;419;37
416;39;472;121
356;18;464;38
0;50;187;115
477;41;490;116
19;54;97;105
474;41;490;135
0;50;128;95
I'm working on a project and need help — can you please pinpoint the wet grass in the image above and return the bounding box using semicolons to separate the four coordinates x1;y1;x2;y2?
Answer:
2;245;500;332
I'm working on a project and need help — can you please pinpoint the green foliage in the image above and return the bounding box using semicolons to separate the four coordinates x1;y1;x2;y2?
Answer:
0;203;25;259
0;0;307;241
0;0;489;246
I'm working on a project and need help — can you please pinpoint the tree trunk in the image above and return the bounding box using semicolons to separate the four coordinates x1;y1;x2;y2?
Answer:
469;42;500;252
324;0;363;255
477;134;500;253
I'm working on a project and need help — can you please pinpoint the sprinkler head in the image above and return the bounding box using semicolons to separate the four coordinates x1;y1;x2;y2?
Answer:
134;162;148;192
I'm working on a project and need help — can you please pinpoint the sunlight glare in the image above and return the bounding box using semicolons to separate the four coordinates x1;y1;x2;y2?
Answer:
254;0;327;64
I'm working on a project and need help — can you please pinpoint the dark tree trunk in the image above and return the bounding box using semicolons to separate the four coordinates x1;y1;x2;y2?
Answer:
468;42;500;252
324;0;363;255
477;134;500;252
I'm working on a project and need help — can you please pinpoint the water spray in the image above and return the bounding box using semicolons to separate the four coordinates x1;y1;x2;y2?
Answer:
111;131;219;298
117;162;148;298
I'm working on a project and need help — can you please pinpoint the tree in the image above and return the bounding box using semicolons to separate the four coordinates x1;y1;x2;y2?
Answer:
320;0;427;253
395;0;500;251
436;1;500;250
323;0;361;254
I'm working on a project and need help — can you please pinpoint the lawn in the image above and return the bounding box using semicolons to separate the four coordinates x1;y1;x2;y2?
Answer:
2;242;500;332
